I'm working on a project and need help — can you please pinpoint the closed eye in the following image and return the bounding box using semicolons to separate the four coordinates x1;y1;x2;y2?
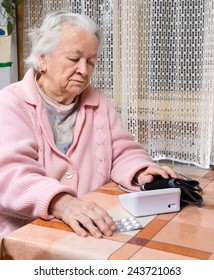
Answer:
68;58;79;63
87;61;95;66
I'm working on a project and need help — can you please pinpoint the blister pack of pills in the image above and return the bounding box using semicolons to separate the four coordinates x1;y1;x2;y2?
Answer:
115;217;143;233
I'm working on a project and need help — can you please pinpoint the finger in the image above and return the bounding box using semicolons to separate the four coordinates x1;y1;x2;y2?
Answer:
67;218;88;238
160;165;181;178
86;205;115;236
77;215;103;238
95;207;112;222
145;165;180;179
143;166;170;178
138;174;154;185
94;206;116;233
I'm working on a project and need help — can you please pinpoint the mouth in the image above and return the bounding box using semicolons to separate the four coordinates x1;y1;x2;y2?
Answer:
72;79;85;84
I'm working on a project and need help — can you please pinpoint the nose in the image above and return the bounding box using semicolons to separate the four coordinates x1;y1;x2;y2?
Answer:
76;59;88;77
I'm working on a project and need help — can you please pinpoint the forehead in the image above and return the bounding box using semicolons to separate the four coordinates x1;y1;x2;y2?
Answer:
57;24;99;53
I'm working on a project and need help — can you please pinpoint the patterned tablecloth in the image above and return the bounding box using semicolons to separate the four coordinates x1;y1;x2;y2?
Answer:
1;169;214;260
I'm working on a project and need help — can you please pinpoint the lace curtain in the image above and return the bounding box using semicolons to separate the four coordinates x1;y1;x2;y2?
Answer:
22;0;214;168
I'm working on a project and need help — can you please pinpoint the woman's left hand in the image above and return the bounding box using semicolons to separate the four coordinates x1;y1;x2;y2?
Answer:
136;165;183;186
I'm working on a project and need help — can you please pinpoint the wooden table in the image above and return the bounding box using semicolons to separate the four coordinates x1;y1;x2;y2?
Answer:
1;169;214;260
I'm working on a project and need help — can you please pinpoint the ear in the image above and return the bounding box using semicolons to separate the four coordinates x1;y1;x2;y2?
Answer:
39;54;47;72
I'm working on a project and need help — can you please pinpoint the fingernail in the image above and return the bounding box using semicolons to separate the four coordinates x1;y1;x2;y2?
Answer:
111;225;116;231
96;232;102;238
80;232;88;238
105;230;113;237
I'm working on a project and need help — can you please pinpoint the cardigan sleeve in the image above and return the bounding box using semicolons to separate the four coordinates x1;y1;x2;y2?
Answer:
0;88;76;221
103;95;157;190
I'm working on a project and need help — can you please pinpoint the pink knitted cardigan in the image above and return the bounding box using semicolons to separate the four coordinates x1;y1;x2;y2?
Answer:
0;69;155;237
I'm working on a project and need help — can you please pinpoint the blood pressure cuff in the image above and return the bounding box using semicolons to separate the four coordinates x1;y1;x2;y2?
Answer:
140;176;203;205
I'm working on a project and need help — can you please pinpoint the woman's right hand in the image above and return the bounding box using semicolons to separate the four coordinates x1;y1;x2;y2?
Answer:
49;193;116;238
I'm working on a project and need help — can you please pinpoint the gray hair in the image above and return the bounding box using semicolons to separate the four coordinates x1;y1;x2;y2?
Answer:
25;10;101;71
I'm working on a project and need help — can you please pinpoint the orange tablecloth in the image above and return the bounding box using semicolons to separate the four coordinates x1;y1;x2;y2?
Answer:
1;170;214;260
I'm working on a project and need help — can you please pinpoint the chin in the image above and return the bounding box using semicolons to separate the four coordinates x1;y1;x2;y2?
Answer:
71;86;87;94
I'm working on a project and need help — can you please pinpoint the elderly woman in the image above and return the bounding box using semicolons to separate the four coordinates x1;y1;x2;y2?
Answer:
0;11;179;239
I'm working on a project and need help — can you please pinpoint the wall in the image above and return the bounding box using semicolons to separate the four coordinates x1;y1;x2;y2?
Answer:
0;1;18;89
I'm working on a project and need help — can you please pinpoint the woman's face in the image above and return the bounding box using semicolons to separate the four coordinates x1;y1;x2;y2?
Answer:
38;24;99;104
